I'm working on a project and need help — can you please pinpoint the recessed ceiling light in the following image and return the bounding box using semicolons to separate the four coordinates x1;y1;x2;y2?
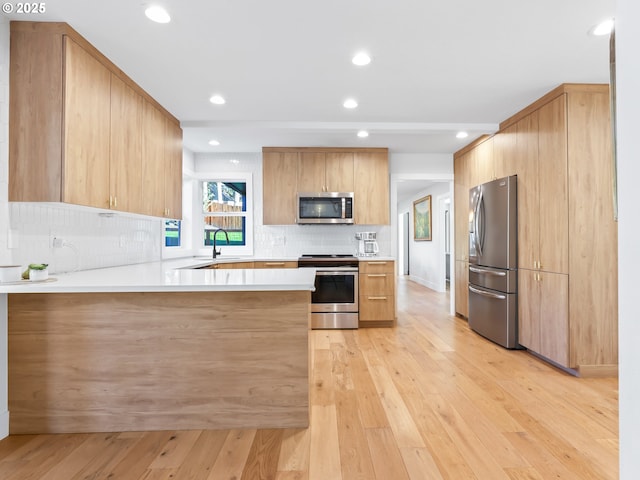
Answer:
357;130;369;138
145;6;171;24
590;18;614;36
343;98;358;109
352;52;371;66
208;139;220;146
209;95;226;105
229;159;240;164
456;131;469;139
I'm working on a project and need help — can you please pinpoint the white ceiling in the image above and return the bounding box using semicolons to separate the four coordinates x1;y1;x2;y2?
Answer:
4;0;614;155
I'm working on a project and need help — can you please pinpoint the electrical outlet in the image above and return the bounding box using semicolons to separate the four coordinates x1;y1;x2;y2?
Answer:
52;237;64;248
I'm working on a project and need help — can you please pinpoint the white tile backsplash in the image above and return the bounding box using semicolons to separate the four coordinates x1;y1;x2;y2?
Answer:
9;203;162;274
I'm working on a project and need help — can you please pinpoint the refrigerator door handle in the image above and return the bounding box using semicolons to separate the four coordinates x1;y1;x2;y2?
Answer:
477;189;485;256
473;190;483;257
469;285;506;300
469;266;506;276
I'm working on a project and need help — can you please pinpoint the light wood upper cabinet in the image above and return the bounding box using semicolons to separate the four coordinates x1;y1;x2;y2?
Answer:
141;102;167;217
9;22;182;218
262;150;299;225
110;74;143;214
537;95;569;274
325;152;354;192
63;37;112;209
353;151;389;225
297;152;326;192
453;149;472;262
475;137;494;185
514;111;540;272
492;124;516;185
263;147;387;225
297;152;354;192
164;119;183;219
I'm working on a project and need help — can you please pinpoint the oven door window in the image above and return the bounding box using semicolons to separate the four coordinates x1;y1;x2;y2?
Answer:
312;273;355;304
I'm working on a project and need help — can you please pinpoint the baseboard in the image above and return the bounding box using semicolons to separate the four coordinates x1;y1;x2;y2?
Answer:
409;275;440;292
0;410;8;439
578;364;619;378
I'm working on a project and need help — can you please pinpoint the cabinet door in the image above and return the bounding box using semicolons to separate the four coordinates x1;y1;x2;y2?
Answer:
493;124;516;180
141;101;166;217
63;37;111;209
454;151;471;261
538;95;568;274
539;272;569;367
514;112;539;271
263;151;298;225
325;152;354;192
164;119;183;219
110;74;143;213
354;151;389;225
475;137;495;185
518;269;540;351
297;152;325;192
454;260;468;317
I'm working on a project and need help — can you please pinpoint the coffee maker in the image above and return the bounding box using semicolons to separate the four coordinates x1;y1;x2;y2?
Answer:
355;232;379;256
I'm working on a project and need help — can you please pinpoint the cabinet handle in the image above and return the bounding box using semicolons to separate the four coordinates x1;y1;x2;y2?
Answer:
368;296;388;300
264;262;285;266
109;195;113;208
367;261;387;265
113;196;117;208
367;274;386;277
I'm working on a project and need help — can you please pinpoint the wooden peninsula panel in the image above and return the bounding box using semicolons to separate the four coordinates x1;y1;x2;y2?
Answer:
8;290;310;434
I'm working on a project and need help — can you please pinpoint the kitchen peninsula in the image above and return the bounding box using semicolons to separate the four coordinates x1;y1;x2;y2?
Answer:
1;258;315;434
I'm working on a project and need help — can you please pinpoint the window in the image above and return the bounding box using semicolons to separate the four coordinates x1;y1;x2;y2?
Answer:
198;174;253;256
165;220;181;247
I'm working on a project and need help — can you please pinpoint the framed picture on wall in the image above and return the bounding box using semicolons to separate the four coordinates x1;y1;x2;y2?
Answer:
413;195;432;241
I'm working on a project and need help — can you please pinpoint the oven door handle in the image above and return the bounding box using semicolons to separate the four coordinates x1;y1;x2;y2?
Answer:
315;270;358;276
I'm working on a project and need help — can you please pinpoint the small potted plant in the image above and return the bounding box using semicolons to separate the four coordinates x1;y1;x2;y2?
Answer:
24;263;49;281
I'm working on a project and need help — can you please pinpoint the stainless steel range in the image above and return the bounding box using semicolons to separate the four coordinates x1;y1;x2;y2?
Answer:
298;254;359;329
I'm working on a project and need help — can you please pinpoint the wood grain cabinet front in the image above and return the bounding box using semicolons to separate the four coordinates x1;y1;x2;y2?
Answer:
359;260;396;327
9;22;182;218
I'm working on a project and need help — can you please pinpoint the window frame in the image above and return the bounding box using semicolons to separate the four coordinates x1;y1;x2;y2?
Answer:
196;172;254;257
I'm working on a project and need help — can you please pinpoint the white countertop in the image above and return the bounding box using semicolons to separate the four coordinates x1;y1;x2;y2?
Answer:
0;257;316;294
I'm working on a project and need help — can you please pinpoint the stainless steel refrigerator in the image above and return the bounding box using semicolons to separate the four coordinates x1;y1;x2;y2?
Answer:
468;175;519;349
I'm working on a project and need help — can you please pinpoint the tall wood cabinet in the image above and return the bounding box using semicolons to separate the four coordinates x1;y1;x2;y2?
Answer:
453;84;617;376
9;21;182;219
262;147;389;225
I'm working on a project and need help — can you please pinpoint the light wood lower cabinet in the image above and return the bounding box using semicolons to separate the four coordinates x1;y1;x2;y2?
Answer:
454;260;469;318
8;291;310;434
359;260;396;327
518;269;569;367
254;261;298;269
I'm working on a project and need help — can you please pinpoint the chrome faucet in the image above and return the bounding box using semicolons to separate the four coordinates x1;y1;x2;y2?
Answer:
212;228;230;259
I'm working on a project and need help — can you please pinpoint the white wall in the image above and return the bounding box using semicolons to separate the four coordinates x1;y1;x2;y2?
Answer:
617;0;639;477
398;182;451;291
0;15;10;437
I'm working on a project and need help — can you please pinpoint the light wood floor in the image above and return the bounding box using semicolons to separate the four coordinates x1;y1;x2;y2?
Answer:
0;277;618;479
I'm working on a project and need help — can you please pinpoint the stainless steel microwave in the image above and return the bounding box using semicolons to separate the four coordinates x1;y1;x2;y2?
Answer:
297;192;354;224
